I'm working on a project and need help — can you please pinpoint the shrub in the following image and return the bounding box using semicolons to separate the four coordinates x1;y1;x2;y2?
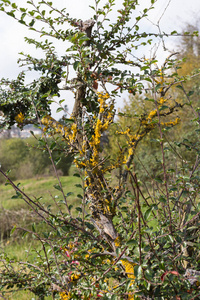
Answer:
0;1;200;299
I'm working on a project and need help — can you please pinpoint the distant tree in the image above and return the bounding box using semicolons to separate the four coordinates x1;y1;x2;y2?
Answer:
0;136;73;182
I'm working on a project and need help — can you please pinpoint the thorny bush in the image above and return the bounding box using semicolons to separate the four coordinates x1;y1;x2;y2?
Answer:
0;0;200;299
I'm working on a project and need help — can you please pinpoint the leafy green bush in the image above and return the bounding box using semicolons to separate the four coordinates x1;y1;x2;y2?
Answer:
0;0;200;299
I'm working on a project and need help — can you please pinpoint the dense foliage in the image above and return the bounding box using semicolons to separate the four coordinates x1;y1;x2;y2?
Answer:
0;0;200;299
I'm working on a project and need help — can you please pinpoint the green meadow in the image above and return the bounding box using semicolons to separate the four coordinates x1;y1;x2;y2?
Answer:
0;175;81;299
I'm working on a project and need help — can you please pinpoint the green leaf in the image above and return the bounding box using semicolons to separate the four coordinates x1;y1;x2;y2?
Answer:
155;177;163;183
116;248;120;256
111;295;118;300
118;112;126;116
145;97;155;102
89;5;95;10
85;222;94;230
32;223;36;232
168;235;173;243
144;77;152;82
187;90;194;97
50;141;56;150
75;184;82;189
11;191;22;199
66;192;74;197
7;11;15;17
18;20;26;25
10;225;17;236
64;118;75;123
79;36;90;46
54;184;62;191
76;207;82;212
11;3;17;9
22;231;28;239
73;61;80;70
176;85;183;90
127;239;137;246
54;157;61;165
68;205;73;211
138;265;142;279
59;99;65;104
136;16;141;21
144;207;153;221
141;66;149;71
159;105;169;111
155;83;161;91
73;173;80;177
29;19;35;27
134;265;140;277
56;107;63;113
182;190;189;197
56;229;61;237
159;195;166;203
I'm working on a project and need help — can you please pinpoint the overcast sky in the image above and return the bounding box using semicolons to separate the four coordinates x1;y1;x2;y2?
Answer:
0;0;199;116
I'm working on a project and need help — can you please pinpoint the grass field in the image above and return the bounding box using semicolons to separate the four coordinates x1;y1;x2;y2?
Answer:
0;175;81;210
0;175;82;239
0;175;82;299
